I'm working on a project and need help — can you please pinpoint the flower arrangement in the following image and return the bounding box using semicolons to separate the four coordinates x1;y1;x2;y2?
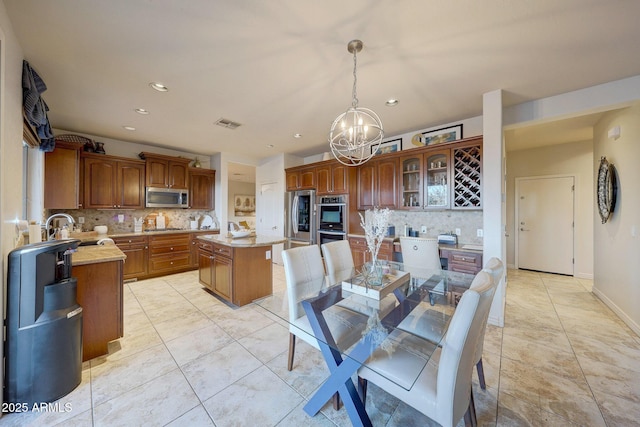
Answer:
358;207;391;276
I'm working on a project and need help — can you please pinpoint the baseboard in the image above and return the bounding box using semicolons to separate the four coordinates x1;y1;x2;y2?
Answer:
592;287;640;337
575;272;593;280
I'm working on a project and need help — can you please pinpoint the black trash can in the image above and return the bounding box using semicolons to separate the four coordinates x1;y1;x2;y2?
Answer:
4;240;83;406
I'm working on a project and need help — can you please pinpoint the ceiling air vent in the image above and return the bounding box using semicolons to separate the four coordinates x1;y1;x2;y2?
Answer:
215;118;242;130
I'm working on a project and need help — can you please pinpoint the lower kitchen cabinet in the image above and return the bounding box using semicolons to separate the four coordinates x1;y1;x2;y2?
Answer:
113;235;148;280
73;259;123;361
348;236;394;266
198;240;273;306
439;247;483;274
148;233;191;277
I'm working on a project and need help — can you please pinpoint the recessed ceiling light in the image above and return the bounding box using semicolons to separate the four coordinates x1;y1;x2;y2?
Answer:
149;82;168;92
267;144;274;148
123;126;136;131
293;133;302;138
135;108;150;115
385;99;399;107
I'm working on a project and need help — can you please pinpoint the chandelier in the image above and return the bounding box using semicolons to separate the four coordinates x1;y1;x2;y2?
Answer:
329;40;384;166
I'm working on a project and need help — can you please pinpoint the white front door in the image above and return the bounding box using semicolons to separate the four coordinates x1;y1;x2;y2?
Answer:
516;176;574;275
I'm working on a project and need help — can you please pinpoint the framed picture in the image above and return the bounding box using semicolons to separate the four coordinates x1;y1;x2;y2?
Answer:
421;124;463;146
372;138;402;156
409;124;463;148
234;194;256;217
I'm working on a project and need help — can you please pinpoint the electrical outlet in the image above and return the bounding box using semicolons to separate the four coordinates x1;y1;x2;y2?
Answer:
455;228;461;236
78;217;85;224
477;228;484;237
421;225;427;234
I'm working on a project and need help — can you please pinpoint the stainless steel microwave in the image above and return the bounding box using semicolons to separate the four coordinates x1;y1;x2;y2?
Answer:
145;187;189;208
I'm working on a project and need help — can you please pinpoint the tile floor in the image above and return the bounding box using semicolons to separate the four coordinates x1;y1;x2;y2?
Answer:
2;266;640;426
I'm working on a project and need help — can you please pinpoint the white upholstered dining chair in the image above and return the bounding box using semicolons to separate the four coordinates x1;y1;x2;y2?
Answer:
282;245;365;371
473;257;504;389
357;270;495;427
400;237;442;288
321;240;354;285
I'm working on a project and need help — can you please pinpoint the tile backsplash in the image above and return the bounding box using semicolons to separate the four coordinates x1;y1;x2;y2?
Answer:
49;209;219;234
360;209;483;245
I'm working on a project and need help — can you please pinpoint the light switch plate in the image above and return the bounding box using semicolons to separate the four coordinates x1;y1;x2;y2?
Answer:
265;250;271;259
421;225;427;234
455;228;461;235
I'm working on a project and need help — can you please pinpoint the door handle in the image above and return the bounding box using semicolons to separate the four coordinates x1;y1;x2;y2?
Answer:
520;228;530;231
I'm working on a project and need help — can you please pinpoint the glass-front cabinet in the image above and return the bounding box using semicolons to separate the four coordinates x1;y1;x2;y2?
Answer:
400;155;423;209
424;150;450;209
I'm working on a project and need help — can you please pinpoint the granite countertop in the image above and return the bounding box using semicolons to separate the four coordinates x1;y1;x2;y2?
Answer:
197;234;287;248
348;233;483;253
106;228;221;238
72;244;126;266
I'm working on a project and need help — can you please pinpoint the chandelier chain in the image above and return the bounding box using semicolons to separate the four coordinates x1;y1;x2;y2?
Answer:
352;49;359;108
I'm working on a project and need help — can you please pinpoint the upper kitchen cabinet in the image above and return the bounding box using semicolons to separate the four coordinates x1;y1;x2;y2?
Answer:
398;154;424;210
139;152;191;189
357;156;398;210
316;160;349;195
285;164;316;191
82;153;145;209
451;139;482;209
44;140;84;209
424;149;451;209
189;167;216;210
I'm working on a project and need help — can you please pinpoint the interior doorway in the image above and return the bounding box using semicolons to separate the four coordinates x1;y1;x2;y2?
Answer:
515;175;575;275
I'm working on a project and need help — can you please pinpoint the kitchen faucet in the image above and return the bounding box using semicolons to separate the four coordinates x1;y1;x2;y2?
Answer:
44;213;76;241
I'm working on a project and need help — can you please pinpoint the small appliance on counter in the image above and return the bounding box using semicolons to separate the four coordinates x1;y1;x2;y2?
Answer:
438;232;458;245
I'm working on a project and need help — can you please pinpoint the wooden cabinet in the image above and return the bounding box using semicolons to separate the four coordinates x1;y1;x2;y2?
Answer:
316;161;349;195
424;149;451;209
189;168;216;209
82;154;145;209
357;157;398;210
285;165;316;190
348;236;394;266
440;247;483;274
139;152;191;189
191;231;217;268
399;154;423;210
113;236;148;280
148;233;192;277
197;238;274;306
451;142;482;209
73;259;123;361
211;243;233;301
44;140;83;209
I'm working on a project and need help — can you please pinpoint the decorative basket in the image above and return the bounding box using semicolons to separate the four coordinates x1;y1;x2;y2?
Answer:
55;134;96;152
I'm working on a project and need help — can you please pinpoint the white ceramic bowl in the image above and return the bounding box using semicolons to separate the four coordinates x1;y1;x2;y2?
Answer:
230;230;251;238
94;225;108;235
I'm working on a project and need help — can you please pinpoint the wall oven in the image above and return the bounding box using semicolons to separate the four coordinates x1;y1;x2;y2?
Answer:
317;195;348;246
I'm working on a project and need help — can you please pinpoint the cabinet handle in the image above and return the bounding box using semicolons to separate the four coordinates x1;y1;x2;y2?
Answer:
170;247;174;251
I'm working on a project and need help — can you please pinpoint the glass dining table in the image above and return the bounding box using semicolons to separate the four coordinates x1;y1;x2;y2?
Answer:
253;260;476;427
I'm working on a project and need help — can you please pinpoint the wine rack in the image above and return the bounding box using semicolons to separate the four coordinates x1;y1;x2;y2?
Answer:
452;145;482;209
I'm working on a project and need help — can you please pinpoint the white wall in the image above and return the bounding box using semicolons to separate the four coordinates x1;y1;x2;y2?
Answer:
592;104;640;334
506;140;594;278
228;180;255;228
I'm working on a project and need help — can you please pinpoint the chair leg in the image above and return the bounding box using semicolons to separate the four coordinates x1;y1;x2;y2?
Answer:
476;358;486;390
332;392;342;410
287;333;296;371
469;389;477;427
357;376;368;404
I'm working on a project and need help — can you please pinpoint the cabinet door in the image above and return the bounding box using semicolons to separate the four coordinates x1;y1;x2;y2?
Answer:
315;164;332;195
424;150;450;209
286;171;300;191
83;157;117;208
357;163;376;210
44;142;82;209
451;144;482;209
146;158;169;187
198;247;214;290
168;161;189;189
349;237;370;265
117;161;145;209
189;169;216;209
213;255;233;300
299;168;316;189
121;244;148;279
399;155;423;209
331;164;348;194
377;158;398;209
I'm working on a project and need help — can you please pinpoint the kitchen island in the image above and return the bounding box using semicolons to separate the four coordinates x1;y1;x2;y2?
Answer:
72;243;126;361
196;234;286;306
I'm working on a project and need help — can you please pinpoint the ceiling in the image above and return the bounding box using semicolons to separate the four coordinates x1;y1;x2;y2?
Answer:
6;0;640;162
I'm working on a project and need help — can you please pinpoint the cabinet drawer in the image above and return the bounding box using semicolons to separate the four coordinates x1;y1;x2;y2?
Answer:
149;253;191;272
447;251;482;274
348;237;367;248
149;234;190;255
212;243;233;258
113;236;147;248
197;240;213;252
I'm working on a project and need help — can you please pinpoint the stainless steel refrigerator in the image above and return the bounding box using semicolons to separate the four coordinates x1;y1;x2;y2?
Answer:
285;189;316;249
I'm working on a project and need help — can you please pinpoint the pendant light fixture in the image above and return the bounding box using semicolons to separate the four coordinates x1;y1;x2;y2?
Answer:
329;40;384;166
